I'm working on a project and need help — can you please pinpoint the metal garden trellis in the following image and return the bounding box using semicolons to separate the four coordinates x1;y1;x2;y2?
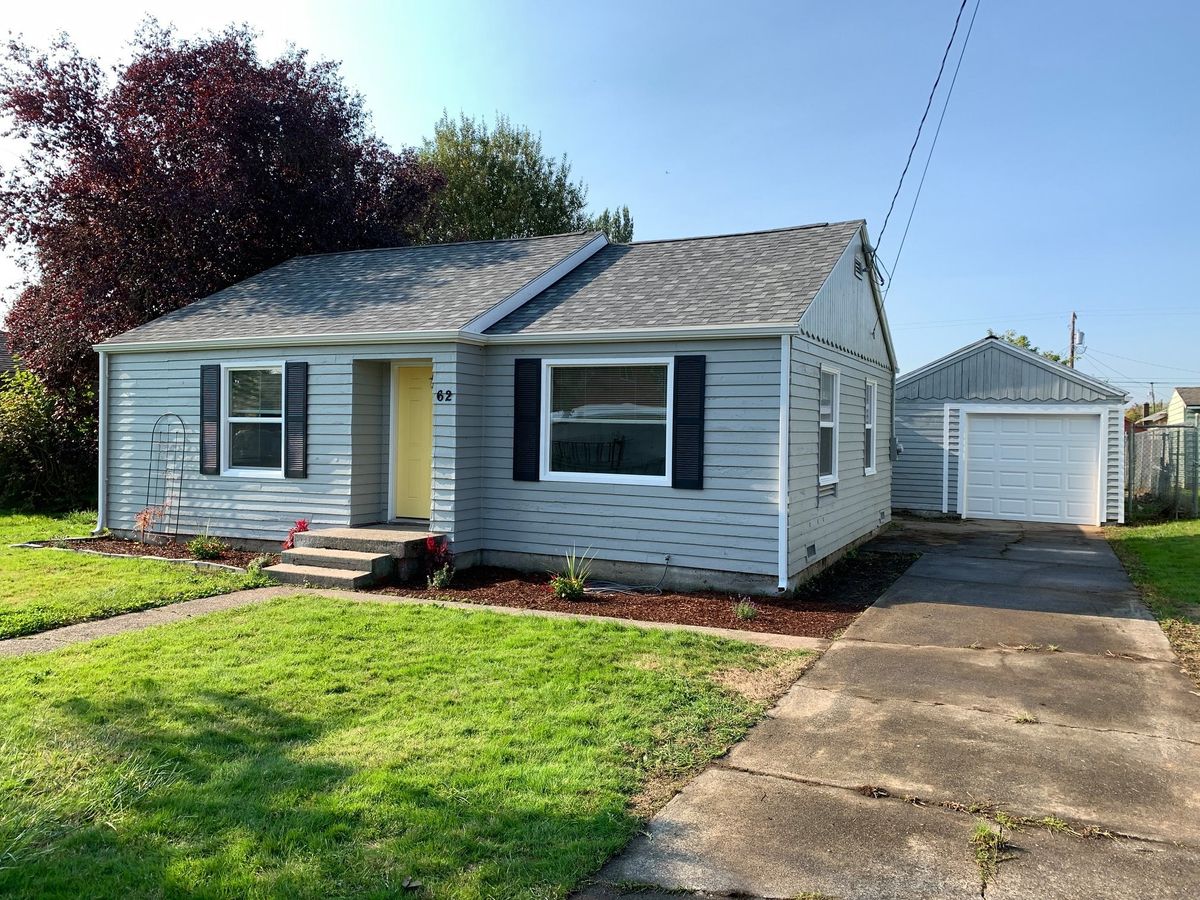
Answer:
144;413;186;541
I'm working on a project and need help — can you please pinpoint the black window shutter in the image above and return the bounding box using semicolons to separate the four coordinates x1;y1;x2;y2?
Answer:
512;358;541;481
672;355;706;489
199;364;220;475
284;362;308;479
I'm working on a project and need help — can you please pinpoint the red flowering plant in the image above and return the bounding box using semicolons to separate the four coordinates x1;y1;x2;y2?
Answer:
283;518;310;550
424;535;455;589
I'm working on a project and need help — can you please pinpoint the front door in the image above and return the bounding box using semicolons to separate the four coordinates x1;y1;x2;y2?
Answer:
393;364;433;519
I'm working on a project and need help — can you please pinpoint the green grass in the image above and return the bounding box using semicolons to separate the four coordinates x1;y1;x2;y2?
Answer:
0;597;801;898
1106;519;1200;686
0;511;264;640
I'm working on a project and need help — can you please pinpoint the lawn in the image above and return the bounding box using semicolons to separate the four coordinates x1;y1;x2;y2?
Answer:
1106;519;1200;686
0;511;264;640
0;597;803;898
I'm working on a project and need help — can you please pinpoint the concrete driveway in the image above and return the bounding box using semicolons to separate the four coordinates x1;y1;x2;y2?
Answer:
593;519;1200;899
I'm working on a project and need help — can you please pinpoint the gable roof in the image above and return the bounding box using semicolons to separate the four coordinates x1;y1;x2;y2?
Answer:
898;335;1128;402
486;220;863;335
0;332;15;376
1173;387;1200;407
100;231;605;348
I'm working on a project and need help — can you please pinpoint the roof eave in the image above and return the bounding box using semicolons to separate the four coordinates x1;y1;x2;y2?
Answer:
95;322;798;354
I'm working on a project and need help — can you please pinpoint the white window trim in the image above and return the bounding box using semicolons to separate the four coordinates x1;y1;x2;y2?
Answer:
220;361;286;479
864;379;878;476
818;365;840;486
539;357;674;486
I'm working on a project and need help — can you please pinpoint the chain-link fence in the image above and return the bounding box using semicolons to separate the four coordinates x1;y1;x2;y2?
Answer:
1127;425;1200;520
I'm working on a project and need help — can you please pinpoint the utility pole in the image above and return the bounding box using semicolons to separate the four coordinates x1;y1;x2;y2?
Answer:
1068;311;1077;368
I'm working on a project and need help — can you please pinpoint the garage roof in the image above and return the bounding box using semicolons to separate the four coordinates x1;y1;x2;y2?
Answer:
897;336;1127;403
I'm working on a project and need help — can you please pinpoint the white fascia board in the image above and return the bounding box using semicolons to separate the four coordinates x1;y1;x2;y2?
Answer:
460;232;609;335
484;323;796;344
94;329;478;354
95;321;796;354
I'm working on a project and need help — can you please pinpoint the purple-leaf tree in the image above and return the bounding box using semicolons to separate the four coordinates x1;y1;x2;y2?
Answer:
0;21;445;397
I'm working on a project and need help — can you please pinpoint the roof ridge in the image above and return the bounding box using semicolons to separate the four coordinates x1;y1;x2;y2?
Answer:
290;230;599;262
621;219;864;247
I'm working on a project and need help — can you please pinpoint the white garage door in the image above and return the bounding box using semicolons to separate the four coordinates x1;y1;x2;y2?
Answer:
964;413;1100;525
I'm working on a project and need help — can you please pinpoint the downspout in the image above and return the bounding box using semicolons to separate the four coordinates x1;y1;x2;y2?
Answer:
94;349;108;534
777;334;791;591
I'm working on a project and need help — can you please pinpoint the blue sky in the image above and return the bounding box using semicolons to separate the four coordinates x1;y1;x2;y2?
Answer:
4;1;1198;400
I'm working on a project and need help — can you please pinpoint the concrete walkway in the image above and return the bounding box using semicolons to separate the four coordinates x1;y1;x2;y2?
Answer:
0;585;825;657
596;519;1200;899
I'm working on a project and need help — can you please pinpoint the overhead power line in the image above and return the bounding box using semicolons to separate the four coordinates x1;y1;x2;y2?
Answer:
885;0;982;297
875;0;972;255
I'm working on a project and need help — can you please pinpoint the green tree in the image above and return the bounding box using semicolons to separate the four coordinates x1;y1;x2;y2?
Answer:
588;205;635;243
420;112;633;243
988;329;1064;364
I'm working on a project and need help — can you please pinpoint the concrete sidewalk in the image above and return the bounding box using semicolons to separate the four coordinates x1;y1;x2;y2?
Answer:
597;519;1200;899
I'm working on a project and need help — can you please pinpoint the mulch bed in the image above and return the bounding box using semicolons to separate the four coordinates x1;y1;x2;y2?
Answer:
30;536;277;570
371;550;918;639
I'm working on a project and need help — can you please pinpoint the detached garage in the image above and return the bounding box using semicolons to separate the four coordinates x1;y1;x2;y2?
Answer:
892;336;1128;525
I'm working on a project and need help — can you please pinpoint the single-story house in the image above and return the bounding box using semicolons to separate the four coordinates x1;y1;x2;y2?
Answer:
95;219;896;593
1167;387;1200;427
892;336;1128;525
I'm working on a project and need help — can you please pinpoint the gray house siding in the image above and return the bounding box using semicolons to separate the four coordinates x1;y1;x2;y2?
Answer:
896;343;1116;403
893;341;1126;522
787;338;893;578
478;338;782;577
786;227;894;580
105;342;469;545
350;360;389;525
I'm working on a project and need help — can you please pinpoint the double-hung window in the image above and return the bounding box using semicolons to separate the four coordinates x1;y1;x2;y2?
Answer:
542;360;672;485
864;380;878;476
818;367;840;485
224;365;284;474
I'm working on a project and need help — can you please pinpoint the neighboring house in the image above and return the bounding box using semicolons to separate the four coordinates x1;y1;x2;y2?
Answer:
0;331;16;379
1130;409;1167;432
96;220;895;593
892;336;1127;526
1167;387;1200;426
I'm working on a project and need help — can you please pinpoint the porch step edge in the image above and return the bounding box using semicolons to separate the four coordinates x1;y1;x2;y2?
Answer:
263;563;375;590
293;528;432;558
281;547;393;578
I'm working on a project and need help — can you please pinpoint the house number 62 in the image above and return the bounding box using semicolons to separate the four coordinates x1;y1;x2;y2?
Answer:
435;389;454;402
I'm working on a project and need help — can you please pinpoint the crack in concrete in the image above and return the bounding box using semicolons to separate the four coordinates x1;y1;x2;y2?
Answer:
838;634;1166;665
711;761;1193;851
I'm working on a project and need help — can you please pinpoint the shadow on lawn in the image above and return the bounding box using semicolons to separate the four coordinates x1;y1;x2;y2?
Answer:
2;686;631;898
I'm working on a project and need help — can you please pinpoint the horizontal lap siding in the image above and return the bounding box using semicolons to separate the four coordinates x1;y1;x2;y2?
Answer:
350;361;389;525
450;344;486;552
892;401;947;512
788;336;893;575
106;342;461;543
481;339;780;576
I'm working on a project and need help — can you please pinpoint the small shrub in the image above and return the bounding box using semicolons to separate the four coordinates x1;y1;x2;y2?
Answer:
550;546;592;601
244;554;277;587
283;518;310;550
423;535;454;586
427;562;453;590
133;505;167;544
187;533;228;560
734;597;758;621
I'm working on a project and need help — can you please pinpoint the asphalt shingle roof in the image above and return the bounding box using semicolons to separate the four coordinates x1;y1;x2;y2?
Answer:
103;231;601;345
486;220;863;334
1176;387;1200;407
0;332;15;375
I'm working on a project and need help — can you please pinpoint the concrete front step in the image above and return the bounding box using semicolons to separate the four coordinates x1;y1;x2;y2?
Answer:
262;563;374;590
281;546;394;578
293;527;432;558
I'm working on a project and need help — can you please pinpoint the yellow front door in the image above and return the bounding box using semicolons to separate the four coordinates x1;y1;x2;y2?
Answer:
393;365;433;519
